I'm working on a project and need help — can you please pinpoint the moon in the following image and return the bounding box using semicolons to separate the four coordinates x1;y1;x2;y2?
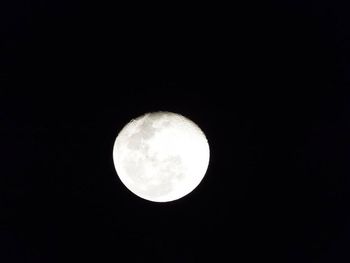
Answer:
112;111;210;202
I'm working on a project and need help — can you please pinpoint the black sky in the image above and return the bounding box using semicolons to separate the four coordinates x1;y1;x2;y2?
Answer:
1;1;350;262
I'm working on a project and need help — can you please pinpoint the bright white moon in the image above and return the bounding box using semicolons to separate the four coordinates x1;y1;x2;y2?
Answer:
113;111;210;202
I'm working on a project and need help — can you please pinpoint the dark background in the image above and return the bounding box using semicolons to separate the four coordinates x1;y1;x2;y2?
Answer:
1;1;350;262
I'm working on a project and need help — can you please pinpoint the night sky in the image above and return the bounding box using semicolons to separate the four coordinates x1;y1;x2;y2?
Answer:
1;1;350;262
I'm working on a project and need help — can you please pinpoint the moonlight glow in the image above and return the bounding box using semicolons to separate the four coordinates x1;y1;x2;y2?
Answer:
112;112;210;202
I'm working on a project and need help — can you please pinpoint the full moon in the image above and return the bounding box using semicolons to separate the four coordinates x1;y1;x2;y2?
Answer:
112;111;210;202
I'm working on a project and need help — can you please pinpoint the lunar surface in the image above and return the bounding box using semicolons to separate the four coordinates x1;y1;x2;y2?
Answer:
113;111;210;202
